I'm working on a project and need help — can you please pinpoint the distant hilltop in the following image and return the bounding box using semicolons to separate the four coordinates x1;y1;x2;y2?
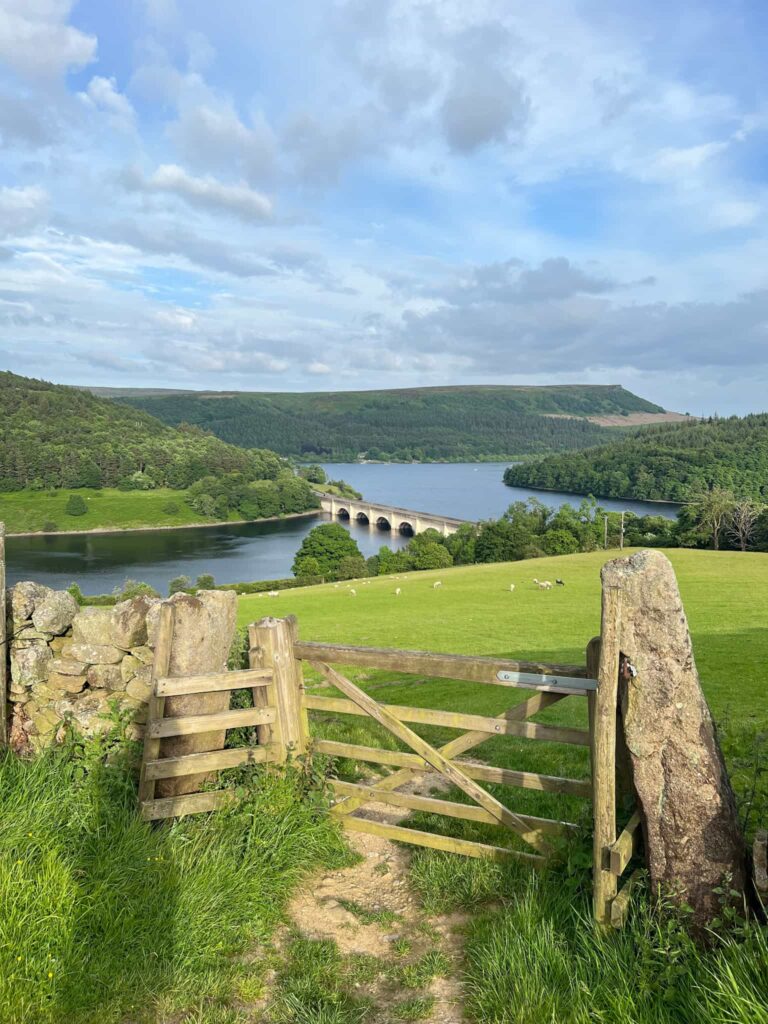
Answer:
87;383;687;463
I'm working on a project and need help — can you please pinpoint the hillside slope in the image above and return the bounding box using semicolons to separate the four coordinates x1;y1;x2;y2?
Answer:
94;384;668;461
505;414;768;501
0;371;289;491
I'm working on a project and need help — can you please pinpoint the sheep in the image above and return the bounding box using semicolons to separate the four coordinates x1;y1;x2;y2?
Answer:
267;590;279;597
395;587;401;596
533;579;552;590
556;579;565;586
349;588;357;596
433;581;442;589
509;583;515;592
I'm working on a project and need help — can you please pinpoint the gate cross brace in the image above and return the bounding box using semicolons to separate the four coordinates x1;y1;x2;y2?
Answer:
329;688;567;819
310;661;555;855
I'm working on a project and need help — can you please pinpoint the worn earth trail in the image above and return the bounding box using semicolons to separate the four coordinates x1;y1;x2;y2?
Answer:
253;778;468;1024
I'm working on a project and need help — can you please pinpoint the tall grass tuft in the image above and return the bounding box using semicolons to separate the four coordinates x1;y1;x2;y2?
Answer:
0;717;351;1024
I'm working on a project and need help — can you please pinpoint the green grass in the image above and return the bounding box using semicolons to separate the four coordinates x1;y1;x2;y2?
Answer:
0;720;351;1024
0;488;314;534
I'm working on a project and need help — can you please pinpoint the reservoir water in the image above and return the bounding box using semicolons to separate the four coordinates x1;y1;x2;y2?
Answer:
5;463;678;594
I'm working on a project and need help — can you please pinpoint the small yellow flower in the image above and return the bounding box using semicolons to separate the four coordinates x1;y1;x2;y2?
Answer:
48;972;53;979
17;956;22;962
28;832;33;837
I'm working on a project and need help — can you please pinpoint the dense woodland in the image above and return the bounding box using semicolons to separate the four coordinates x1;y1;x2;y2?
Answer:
504;414;768;502
108;384;664;461
0;372;319;520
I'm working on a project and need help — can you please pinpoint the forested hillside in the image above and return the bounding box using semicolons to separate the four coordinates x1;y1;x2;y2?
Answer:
100;384;666;461
504;414;768;502
0;371;292;490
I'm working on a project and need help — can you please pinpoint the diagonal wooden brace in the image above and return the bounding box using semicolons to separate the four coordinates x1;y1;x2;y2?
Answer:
330;688;566;817
311;662;554;855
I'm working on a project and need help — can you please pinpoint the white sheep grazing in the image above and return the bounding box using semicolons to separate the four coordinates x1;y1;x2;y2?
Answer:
395;587;401;596
268;590;279;597
542;580;553;590
433;581;442;589
509;583;515;592
349;588;357;596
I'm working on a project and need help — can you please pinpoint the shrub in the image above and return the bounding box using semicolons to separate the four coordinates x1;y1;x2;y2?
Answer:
195;573;215;590
65;494;87;517
168;575;191;595
162;501;181;515
42;520;59;532
543;528;580;556
113;579;160;601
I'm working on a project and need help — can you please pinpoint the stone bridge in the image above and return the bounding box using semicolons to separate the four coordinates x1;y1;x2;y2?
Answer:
319;495;470;537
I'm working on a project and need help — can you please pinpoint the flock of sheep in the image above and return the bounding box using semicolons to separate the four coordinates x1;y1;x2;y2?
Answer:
260;576;565;598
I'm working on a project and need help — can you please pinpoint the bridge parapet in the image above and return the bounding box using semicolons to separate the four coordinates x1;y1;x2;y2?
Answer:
318;494;471;537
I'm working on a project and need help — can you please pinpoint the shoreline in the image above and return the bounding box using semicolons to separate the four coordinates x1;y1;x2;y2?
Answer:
6;508;324;540
502;480;682;507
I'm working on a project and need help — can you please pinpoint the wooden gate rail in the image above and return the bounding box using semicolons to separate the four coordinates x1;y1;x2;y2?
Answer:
139;605;281;821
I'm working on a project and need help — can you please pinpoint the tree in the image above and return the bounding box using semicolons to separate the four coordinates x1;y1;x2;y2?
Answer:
336;555;368;580
690;488;735;550
412;542;453;570
169;575;191;595
727;499;762;551
299;464;327;484
295;556;321;579
291;523;363;578
195;573;216;589
542;528;579;556
65;494;87;516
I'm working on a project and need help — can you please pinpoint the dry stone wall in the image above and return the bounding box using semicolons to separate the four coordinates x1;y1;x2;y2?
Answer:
7;582;163;752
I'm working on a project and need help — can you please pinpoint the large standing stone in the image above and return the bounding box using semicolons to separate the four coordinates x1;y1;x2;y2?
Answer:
156;590;237;798
603;550;746;927
32;591;79;635
11;581;53;624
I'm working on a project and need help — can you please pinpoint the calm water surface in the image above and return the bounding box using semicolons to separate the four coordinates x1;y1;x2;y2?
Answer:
6;463;678;594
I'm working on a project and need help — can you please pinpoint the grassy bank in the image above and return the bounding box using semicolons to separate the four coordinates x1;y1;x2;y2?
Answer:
0;722;350;1024
0;488;319;535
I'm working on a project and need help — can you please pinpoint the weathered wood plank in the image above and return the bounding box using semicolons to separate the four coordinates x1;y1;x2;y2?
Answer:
147;706;276;738
305;693;590;745
610;810;643;876
593;584;623;925
310;662;552;854
0;523;6;747
611;869;640;928
313;739;592;797
144;743;277;780
295;641;590;686
138;604;174;803
252;617;307;756
341;815;545;864
141;789;235;820
329;780;578;834
155;668;272;696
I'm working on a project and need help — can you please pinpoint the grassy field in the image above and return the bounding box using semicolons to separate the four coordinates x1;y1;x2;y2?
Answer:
0;488;314;534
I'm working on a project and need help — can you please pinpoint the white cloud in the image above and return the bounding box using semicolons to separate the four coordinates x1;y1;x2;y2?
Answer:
80;76;135;129
0;0;96;79
168;103;275;183
308;360;331;374
129;164;273;222
0;185;48;237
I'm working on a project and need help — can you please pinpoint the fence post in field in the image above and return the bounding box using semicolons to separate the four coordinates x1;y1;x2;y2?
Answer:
249;616;307;761
0;522;6;747
592;583;623;925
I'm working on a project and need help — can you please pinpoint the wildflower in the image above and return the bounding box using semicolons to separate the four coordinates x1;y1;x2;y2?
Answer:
47;972;53;979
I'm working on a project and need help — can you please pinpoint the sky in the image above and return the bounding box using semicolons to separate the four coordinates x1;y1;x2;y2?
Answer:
0;0;767;414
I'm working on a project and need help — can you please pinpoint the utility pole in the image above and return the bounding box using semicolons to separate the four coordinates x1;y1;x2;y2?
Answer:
603;514;608;550
620;511;625;550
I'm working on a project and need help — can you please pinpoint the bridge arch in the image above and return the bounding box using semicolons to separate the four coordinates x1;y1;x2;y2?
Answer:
336;507;350;520
355;512;369;524
376;516;391;531
398;521;415;536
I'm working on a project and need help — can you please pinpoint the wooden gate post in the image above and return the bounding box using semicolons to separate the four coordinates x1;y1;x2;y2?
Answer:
249;617;306;761
0;522;6;747
591;584;623;925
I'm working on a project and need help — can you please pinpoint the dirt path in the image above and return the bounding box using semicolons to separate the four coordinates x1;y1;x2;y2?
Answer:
279;782;467;1024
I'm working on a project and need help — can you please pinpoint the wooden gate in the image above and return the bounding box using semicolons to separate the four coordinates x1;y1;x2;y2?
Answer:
139;592;642;926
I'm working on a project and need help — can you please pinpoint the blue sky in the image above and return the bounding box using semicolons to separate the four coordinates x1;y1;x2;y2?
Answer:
0;1;766;413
